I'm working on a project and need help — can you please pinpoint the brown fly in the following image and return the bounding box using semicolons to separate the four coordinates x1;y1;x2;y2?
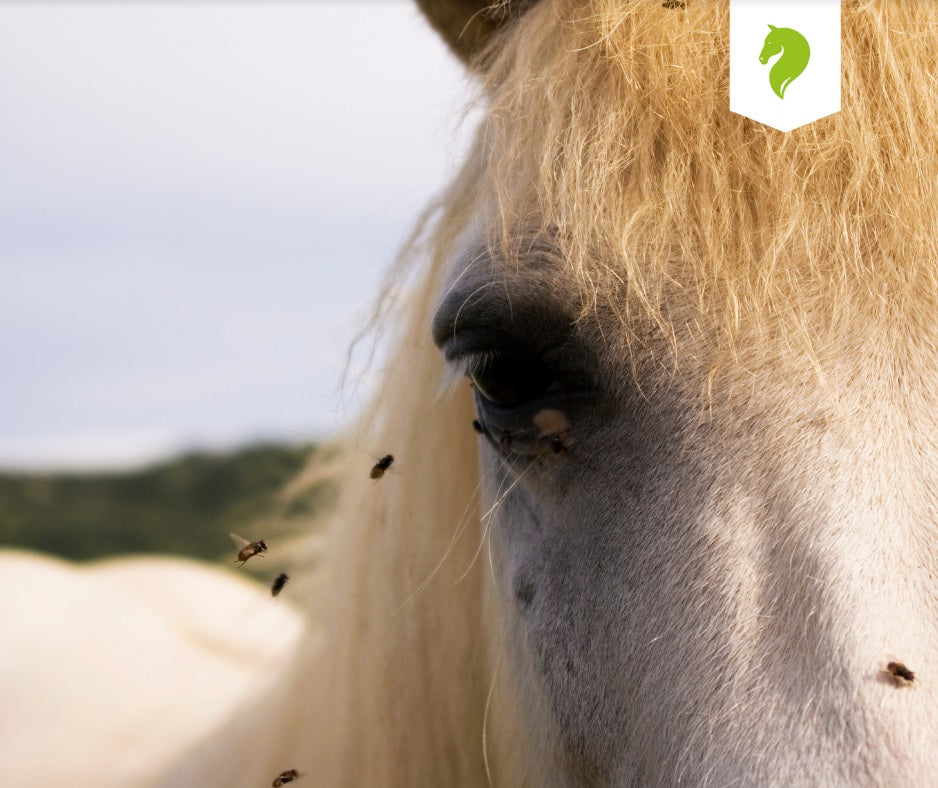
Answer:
370;454;394;479
229;533;268;566
271;572;289;597
885;661;915;687
272;769;302;786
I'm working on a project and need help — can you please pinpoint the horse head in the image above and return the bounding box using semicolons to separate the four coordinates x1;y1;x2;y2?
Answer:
418;1;938;785
759;24;782;64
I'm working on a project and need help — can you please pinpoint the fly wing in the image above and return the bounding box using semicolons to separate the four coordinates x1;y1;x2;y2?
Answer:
229;533;251;550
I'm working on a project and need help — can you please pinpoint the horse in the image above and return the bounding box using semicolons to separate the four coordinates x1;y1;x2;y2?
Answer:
22;1;936;785
0;551;305;786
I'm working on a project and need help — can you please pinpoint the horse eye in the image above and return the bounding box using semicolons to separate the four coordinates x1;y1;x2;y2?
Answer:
469;353;557;408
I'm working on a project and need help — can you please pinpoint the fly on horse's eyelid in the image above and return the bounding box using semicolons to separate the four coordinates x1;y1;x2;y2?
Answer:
885;661;915;687
533;408;571;454
472;419;484;434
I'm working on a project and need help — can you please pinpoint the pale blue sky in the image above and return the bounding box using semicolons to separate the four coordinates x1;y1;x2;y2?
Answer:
0;2;475;469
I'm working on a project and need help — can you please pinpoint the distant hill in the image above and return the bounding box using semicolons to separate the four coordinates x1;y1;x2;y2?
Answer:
0;443;334;563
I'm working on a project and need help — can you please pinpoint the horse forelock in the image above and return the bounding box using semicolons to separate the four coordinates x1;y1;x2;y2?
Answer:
459;0;938;369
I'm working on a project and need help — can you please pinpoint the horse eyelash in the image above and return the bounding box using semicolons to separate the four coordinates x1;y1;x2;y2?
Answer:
448;349;505;380
438;350;504;397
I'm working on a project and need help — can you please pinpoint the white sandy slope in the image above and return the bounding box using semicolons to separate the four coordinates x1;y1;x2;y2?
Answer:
0;550;305;787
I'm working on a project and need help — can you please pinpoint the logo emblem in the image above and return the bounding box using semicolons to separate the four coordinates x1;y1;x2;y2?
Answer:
729;0;840;132
758;25;811;100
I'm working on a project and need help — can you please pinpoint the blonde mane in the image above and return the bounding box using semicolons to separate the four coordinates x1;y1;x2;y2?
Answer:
160;3;938;785
476;1;938;359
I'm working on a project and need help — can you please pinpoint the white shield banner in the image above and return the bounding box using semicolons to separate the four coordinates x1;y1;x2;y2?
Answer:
730;0;841;132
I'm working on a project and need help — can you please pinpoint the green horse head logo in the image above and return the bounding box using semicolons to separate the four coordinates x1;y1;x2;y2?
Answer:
758;24;810;99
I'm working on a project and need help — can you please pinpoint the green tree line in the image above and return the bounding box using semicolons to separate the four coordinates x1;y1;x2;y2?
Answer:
0;443;332;563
